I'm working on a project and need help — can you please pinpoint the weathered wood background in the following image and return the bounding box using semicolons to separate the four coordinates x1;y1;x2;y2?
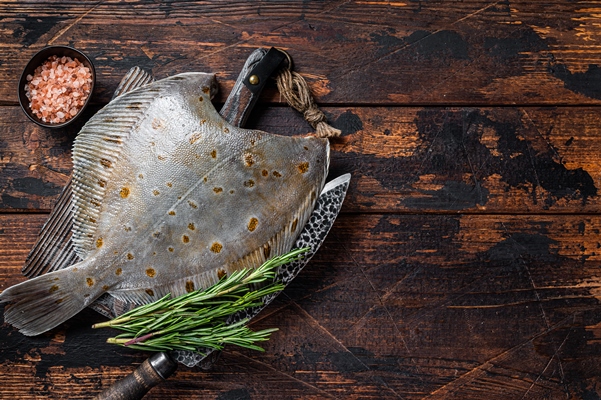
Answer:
2;1;601;399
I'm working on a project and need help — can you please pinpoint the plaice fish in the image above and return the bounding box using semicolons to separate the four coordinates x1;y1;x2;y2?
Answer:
1;71;329;336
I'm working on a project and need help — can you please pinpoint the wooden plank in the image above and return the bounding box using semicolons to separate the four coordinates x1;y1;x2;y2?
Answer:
3;105;601;213
1;1;601;105
1;213;600;398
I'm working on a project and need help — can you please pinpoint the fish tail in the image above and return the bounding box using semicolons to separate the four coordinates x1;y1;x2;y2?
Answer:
0;263;102;336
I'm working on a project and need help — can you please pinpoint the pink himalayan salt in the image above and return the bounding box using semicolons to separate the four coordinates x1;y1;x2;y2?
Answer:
24;55;92;124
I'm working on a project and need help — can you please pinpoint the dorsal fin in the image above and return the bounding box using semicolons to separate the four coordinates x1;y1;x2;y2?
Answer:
111;67;155;100
22;180;81;277
22;67;155;277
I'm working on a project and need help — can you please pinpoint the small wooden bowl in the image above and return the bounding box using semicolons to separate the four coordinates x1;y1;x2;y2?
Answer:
18;46;95;128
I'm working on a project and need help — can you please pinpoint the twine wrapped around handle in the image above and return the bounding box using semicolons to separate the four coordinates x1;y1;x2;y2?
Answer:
275;51;341;138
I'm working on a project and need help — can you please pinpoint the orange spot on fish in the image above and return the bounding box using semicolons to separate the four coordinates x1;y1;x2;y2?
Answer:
127;253;134;260
146;289;154;296
86;278;94;287
169;211;176;216
210;149;217;158
262;169;269;177
139;174;144;179
100;159;112;169
153;190;160;196
188;223;195;230
273;171;282;178
210;242;222;253
115;268;122;276
98;179;106;187
244;153;254;167
49;285;59;294
198;96;204;102
224;127;229;133
102;285;109;291
291;218;298;232
152;118;165;130
248;217;258;232
202;86;211;94
213;187;223;193
244;180;255;188
218;269;227;279
146;268;156;278
168;247;174;252
183;235;190;243
188;200;198;209
96;238;103;248
89;217;96;223
185;280;195;293
120;187;130;198
297;162;309;174
189;132;202;144
166;182;172;188
55;298;64;304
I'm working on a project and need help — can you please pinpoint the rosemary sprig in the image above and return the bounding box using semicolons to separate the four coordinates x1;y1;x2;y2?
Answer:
93;248;308;353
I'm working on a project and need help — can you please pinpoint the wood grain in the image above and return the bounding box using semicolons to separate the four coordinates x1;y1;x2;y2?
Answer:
2;1;601;105
1;213;601;399
2;105;601;213
3;0;601;398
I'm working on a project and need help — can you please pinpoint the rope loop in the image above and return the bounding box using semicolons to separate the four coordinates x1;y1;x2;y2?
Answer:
275;51;341;138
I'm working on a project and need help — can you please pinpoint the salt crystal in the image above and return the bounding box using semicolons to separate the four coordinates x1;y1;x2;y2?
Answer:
25;55;92;124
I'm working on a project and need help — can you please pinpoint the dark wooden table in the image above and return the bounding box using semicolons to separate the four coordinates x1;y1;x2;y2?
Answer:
2;1;601;399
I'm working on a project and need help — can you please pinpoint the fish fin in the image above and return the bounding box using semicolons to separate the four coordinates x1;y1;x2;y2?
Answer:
111;67;155;100
22;180;81;278
1;263;102;336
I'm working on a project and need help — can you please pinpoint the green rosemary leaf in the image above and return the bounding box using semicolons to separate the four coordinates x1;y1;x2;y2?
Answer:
96;248;308;353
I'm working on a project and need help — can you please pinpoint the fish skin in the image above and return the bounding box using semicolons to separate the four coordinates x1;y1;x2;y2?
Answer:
0;72;329;336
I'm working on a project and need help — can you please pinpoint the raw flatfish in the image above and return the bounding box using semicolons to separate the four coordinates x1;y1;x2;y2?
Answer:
1;71;329;336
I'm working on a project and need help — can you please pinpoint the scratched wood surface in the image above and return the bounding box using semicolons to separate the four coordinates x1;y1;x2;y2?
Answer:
2;1;601;399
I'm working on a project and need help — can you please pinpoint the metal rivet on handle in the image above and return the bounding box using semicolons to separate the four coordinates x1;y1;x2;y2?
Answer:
249;75;260;85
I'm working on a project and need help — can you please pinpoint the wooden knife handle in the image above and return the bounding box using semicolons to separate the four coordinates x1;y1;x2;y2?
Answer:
93;352;177;400
219;48;267;127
